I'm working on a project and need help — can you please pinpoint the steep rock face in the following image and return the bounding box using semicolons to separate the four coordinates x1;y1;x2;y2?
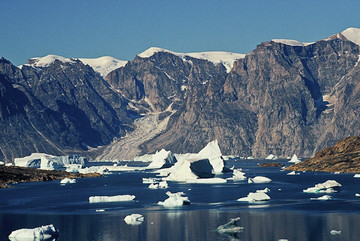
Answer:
0;58;131;162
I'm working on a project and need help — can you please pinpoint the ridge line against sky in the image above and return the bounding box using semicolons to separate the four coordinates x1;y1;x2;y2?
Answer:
1;0;360;66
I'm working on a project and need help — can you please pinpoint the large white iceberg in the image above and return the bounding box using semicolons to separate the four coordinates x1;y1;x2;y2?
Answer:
266;154;278;160
289;154;301;163
248;176;272;184
158;140;227;182
9;224;59;240
89;194;135;203
124;214;144;225
14;153;87;170
147;149;177;169
158;191;190;207
237;191;271;202
303;180;342;193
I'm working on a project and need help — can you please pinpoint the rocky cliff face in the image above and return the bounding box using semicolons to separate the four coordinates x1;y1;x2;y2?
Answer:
0;57;132;161
1;29;360;162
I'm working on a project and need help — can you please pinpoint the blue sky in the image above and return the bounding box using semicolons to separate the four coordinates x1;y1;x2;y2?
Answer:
1;0;360;66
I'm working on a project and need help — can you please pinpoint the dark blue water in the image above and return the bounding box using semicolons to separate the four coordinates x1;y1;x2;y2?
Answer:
1;159;360;240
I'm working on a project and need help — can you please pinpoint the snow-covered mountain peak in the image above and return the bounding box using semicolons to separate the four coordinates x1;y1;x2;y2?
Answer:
271;39;314;47
138;47;246;72
78;56;128;77
340;27;360;46
26;55;76;67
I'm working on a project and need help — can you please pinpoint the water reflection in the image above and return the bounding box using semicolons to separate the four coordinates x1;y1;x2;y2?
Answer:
1;210;359;241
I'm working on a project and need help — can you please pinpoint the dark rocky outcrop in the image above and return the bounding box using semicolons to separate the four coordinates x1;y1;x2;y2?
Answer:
258;162;285;167
0;165;102;188
286;136;360;173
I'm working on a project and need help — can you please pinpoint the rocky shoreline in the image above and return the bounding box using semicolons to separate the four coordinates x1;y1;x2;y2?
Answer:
0;165;102;188
286;136;360;173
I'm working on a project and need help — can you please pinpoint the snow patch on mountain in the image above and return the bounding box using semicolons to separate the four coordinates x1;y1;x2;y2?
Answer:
271;39;314;47
79;56;128;77
138;47;246;72
340;27;360;46
26;55;76;67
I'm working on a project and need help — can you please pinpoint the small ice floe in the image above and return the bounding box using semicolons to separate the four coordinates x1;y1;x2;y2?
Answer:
310;195;332;200
266;154;278;160
354;174;360;178
158;191;190;207
148;180;168;189
9;224;59;240
248;176;272;184
185;178;227;184
89;194;135;203
60;178;76;184
330;230;341;235
256;188;270;193
303;180;342;193
124;214;144;225
96;209;105;212
231;169;247;181
237;191;270;202
143;177;162;184
288;154;301;164
287;171;299;175
216;217;244;234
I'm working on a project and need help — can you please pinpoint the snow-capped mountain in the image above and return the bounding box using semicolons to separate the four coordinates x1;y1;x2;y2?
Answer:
1;27;360;162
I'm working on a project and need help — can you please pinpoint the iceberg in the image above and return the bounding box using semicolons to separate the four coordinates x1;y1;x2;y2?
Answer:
310;195;332;200
303;180;342;193
237;191;270;202
216;217;244;234
248;176;272;183
185;178;227;184
60;178;76;184
148;180;168;189
15;153;87;170
256;188;270;193
142;177;162;184
266;154;278;160
147;149;177;169
230;169;247;181
287;171;299;175
158;191;190;207
289;154;301;163
89;194;135;203
124;214;144;225
9;224;59;241
354;174;360;178
330;230;341;235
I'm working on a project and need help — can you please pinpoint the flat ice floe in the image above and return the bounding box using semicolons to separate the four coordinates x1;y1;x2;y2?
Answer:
89;194;135;203
148;180;168;189
124;214;144;225
310;195;332;200
9;224;59;240
303;180;342;193
185;178;227;184
237;191;271;202
248;176;272;183
287;171;299;175
60;178;76;184
158;191;190;207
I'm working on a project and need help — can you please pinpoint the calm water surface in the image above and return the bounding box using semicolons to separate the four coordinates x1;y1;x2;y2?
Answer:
1;159;360;241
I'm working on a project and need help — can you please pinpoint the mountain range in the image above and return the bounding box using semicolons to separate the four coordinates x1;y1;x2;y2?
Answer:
1;27;360;162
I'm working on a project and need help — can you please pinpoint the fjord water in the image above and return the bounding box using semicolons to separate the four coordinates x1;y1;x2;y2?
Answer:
1;160;360;241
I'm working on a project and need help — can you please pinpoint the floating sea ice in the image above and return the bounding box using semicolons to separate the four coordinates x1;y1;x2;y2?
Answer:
60;178;76;184
355;193;360;197
124;214;144;225
266;154;278;160
148;180;168;189
9;224;59;240
231;169;247;181
142;177;162;184
237;191;270;202
354;174;360;178
248;176;272;184
216;217;244;234
158;191;190;207
185;178;227;184
288;154;301;163
303;180;342;193
89;194;135;203
256;188;270;193
310;195;332;200
287;171;299;175
96;209;105;212
330;230;341;235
